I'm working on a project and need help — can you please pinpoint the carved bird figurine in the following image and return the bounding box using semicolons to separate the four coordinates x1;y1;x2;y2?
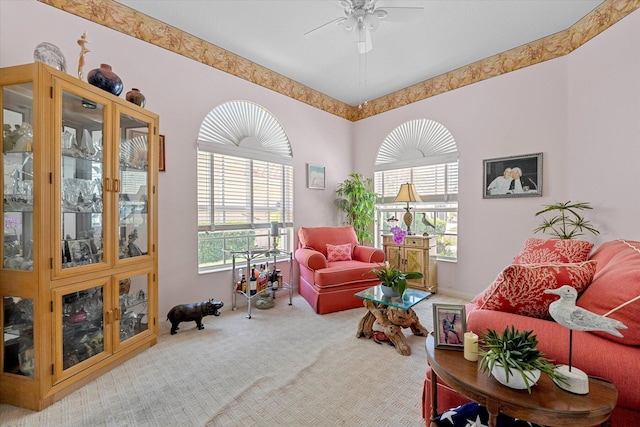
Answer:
421;213;435;229
545;285;627;337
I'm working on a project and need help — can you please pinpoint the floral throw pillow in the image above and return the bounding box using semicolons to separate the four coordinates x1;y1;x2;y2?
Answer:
474;261;597;319
326;243;352;262
513;238;594;264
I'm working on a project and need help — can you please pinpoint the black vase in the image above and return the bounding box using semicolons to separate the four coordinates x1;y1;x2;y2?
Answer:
87;63;123;96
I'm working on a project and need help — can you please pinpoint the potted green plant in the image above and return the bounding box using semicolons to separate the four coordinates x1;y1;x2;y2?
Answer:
533;201;599;240
369;226;423;296
335;173;378;244
478;326;566;393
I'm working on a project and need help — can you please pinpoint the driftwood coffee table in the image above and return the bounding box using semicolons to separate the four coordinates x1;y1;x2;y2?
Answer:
355;285;431;355
425;335;617;427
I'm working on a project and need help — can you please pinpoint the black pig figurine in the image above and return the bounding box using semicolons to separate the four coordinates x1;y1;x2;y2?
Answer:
166;299;223;335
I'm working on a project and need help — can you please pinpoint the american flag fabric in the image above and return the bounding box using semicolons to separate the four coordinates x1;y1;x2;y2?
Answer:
432;402;541;427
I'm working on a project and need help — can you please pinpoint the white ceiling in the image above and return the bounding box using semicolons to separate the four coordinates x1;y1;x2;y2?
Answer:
116;0;603;106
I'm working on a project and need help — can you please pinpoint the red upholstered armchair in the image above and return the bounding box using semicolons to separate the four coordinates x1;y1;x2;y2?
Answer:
295;226;385;314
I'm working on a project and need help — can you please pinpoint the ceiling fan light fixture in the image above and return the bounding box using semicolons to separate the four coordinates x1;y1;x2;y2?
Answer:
343;15;358;32
374;9;387;19
363;14;379;31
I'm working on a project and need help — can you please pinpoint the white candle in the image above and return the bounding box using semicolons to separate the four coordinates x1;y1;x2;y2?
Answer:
270;221;279;237
464;331;479;362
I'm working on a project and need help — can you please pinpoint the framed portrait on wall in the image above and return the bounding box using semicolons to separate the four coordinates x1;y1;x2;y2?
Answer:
432;304;466;350
483;152;542;199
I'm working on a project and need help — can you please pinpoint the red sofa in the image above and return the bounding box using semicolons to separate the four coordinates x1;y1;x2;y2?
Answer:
294;226;385;314
423;239;640;426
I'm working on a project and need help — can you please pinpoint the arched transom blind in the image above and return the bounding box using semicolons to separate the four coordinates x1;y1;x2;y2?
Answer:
375;119;457;171
197;100;292;164
374;119;458;202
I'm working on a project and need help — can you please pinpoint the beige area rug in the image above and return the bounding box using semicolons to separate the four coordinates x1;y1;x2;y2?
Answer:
0;292;467;427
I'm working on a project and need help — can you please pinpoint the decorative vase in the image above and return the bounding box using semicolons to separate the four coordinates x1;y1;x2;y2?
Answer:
126;88;146;107
491;363;540;390
380;284;400;297
87;64;123;96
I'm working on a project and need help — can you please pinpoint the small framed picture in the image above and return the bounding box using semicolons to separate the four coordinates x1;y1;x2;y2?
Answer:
433;304;467;350
307;164;325;189
159;135;166;172
483;152;542;199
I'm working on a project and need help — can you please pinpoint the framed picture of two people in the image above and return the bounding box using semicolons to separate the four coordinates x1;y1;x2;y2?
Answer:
483;152;542;199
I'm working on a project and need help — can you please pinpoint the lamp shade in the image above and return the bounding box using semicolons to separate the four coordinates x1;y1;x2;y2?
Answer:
394;183;422;203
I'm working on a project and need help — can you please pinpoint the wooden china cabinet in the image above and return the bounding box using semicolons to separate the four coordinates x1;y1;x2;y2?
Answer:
1;63;159;410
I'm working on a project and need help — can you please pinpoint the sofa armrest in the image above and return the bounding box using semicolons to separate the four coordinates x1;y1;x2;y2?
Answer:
295;248;328;271
353;245;385;264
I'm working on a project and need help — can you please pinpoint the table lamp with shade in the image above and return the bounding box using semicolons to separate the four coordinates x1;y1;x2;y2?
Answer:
394;183;422;235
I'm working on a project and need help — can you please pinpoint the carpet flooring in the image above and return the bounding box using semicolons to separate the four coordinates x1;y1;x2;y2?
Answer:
0;292;467;427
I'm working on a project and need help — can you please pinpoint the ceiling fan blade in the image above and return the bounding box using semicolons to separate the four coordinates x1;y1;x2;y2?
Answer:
304;17;347;36
378;6;424;23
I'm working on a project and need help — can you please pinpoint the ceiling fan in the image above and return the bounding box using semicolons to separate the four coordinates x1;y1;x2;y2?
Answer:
305;0;424;54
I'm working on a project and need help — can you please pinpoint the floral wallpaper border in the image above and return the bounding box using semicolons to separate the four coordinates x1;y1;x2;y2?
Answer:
40;0;640;122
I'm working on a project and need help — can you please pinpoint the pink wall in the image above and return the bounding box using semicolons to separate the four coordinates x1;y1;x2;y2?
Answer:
2;1;639;310
0;1;353;315
353;9;640;299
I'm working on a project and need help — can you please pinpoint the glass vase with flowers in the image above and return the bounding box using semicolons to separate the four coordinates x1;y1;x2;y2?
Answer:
370;226;423;297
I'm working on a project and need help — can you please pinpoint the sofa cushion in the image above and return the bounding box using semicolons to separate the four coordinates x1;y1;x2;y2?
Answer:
513;238;594;264
473;261;597;319
326;243;352;262
313;260;378;289
577;239;640;345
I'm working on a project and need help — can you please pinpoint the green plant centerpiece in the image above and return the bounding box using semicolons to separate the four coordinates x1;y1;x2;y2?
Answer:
369;226;423;296
478;326;566;393
533;201;599;239
335;173;378;245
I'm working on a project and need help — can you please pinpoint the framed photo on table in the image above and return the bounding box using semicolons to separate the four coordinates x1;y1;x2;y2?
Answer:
307;164;325;189
432;304;466;350
483;152;542;199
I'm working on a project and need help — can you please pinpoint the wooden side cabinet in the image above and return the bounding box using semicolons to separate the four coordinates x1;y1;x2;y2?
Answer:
383;234;437;293
1;63;159;410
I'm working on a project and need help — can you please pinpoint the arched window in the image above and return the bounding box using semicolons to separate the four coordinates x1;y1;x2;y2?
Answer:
374;119;458;260
196;101;293;272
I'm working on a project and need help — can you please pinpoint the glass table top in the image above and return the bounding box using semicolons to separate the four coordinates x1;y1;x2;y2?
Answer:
355;285;432;310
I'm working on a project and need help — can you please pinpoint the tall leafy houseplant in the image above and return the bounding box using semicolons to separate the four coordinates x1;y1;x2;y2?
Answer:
335;173;377;244
534;201;600;240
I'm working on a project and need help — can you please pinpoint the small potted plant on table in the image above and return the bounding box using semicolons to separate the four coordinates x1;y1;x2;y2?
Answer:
370;226;423;297
478;326;566;393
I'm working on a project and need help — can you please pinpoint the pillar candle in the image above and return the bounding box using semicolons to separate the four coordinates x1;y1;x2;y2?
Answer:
463;331;479;362
270;221;279;237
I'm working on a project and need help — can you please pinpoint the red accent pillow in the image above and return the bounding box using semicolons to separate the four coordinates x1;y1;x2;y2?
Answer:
513;238;594;264
577;239;640;345
474;261;597;319
326;243;352;262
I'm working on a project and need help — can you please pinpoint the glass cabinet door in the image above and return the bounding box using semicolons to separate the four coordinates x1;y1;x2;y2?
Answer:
117;111;151;261
3;82;34;271
115;270;151;346
57;88;106;272
53;280;110;381
2;296;34;377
